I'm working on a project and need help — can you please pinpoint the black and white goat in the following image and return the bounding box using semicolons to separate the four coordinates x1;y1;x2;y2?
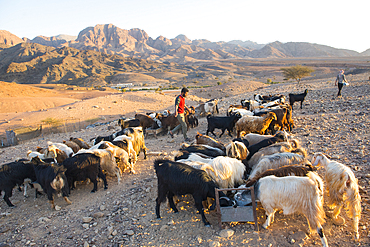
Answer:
178;144;225;158
30;157;71;209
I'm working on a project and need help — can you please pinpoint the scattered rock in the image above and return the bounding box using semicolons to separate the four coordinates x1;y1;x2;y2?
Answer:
93;212;104;218
160;225;168;231
123;230;134;236
209;241;220;247
220;229;234;238
83;217;93;223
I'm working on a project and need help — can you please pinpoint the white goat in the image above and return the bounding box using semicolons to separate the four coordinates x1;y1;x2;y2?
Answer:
247;151;310;182
103;142;135;174
228;108;254;117
177;156;245;188
312;152;361;239
111;136;138;165
47;141;74;157
256;172;328;247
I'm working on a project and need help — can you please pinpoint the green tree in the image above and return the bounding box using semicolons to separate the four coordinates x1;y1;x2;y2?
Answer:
280;65;314;84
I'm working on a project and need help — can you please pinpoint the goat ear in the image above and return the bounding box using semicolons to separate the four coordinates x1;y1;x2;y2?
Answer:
312;156;320;166
346;178;351;188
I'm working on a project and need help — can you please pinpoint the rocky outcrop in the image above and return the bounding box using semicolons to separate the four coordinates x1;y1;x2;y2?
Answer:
0;30;24;46
31;35;69;48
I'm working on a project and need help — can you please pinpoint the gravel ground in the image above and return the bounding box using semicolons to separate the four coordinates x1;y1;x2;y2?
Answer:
1;74;370;247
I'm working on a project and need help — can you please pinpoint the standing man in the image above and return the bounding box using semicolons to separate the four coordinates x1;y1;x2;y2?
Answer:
169;87;191;142
335;69;349;97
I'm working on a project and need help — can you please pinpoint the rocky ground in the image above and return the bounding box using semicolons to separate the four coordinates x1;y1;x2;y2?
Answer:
0;74;370;247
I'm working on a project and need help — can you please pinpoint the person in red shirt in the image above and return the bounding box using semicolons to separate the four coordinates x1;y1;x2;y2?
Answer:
169;87;191;141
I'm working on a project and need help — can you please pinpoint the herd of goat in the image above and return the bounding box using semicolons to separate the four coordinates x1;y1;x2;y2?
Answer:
0;89;362;246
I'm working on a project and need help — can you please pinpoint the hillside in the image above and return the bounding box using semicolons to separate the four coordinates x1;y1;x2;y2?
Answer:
0;43;177;85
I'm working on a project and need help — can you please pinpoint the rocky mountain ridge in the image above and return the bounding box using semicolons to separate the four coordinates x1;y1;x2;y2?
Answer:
1;24;368;62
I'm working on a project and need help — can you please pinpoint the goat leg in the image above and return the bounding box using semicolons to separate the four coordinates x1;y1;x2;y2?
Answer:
98;170;108;190
194;196;210;226
317;226;329;247
167;192;179;213
64;196;72;205
49;199;55;209
262;211;274;229
4;189;15;207
219;129;226;138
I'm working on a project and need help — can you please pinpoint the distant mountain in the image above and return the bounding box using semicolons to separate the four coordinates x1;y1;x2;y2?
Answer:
0;42;173;86
361;48;370;56
0;24;367;63
255;41;360;58
0;30;24;46
228;40;265;50
55;34;77;42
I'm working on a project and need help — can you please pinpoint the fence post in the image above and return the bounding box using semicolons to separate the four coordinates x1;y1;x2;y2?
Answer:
6;130;18;146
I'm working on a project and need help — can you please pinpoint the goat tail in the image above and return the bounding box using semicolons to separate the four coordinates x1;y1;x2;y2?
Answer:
344;175;362;219
154;158;168;171
244;177;259;188
306;171;326;231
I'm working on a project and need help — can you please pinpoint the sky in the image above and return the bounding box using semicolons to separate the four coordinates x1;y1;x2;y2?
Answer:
1;0;369;53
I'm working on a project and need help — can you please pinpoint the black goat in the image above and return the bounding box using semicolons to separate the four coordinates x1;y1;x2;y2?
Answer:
206;113;242;138
179;144;225;158
154;159;227;226
0;160;37;207
187;113;199;128
30;157;71;209
245;132;288;160
289;89;308;110
61;153;108;193
92;129;126;145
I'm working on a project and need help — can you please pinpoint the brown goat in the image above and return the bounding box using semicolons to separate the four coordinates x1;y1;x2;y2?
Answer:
195;132;226;153
70;137;91;149
135;113;155;131
236;112;277;138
